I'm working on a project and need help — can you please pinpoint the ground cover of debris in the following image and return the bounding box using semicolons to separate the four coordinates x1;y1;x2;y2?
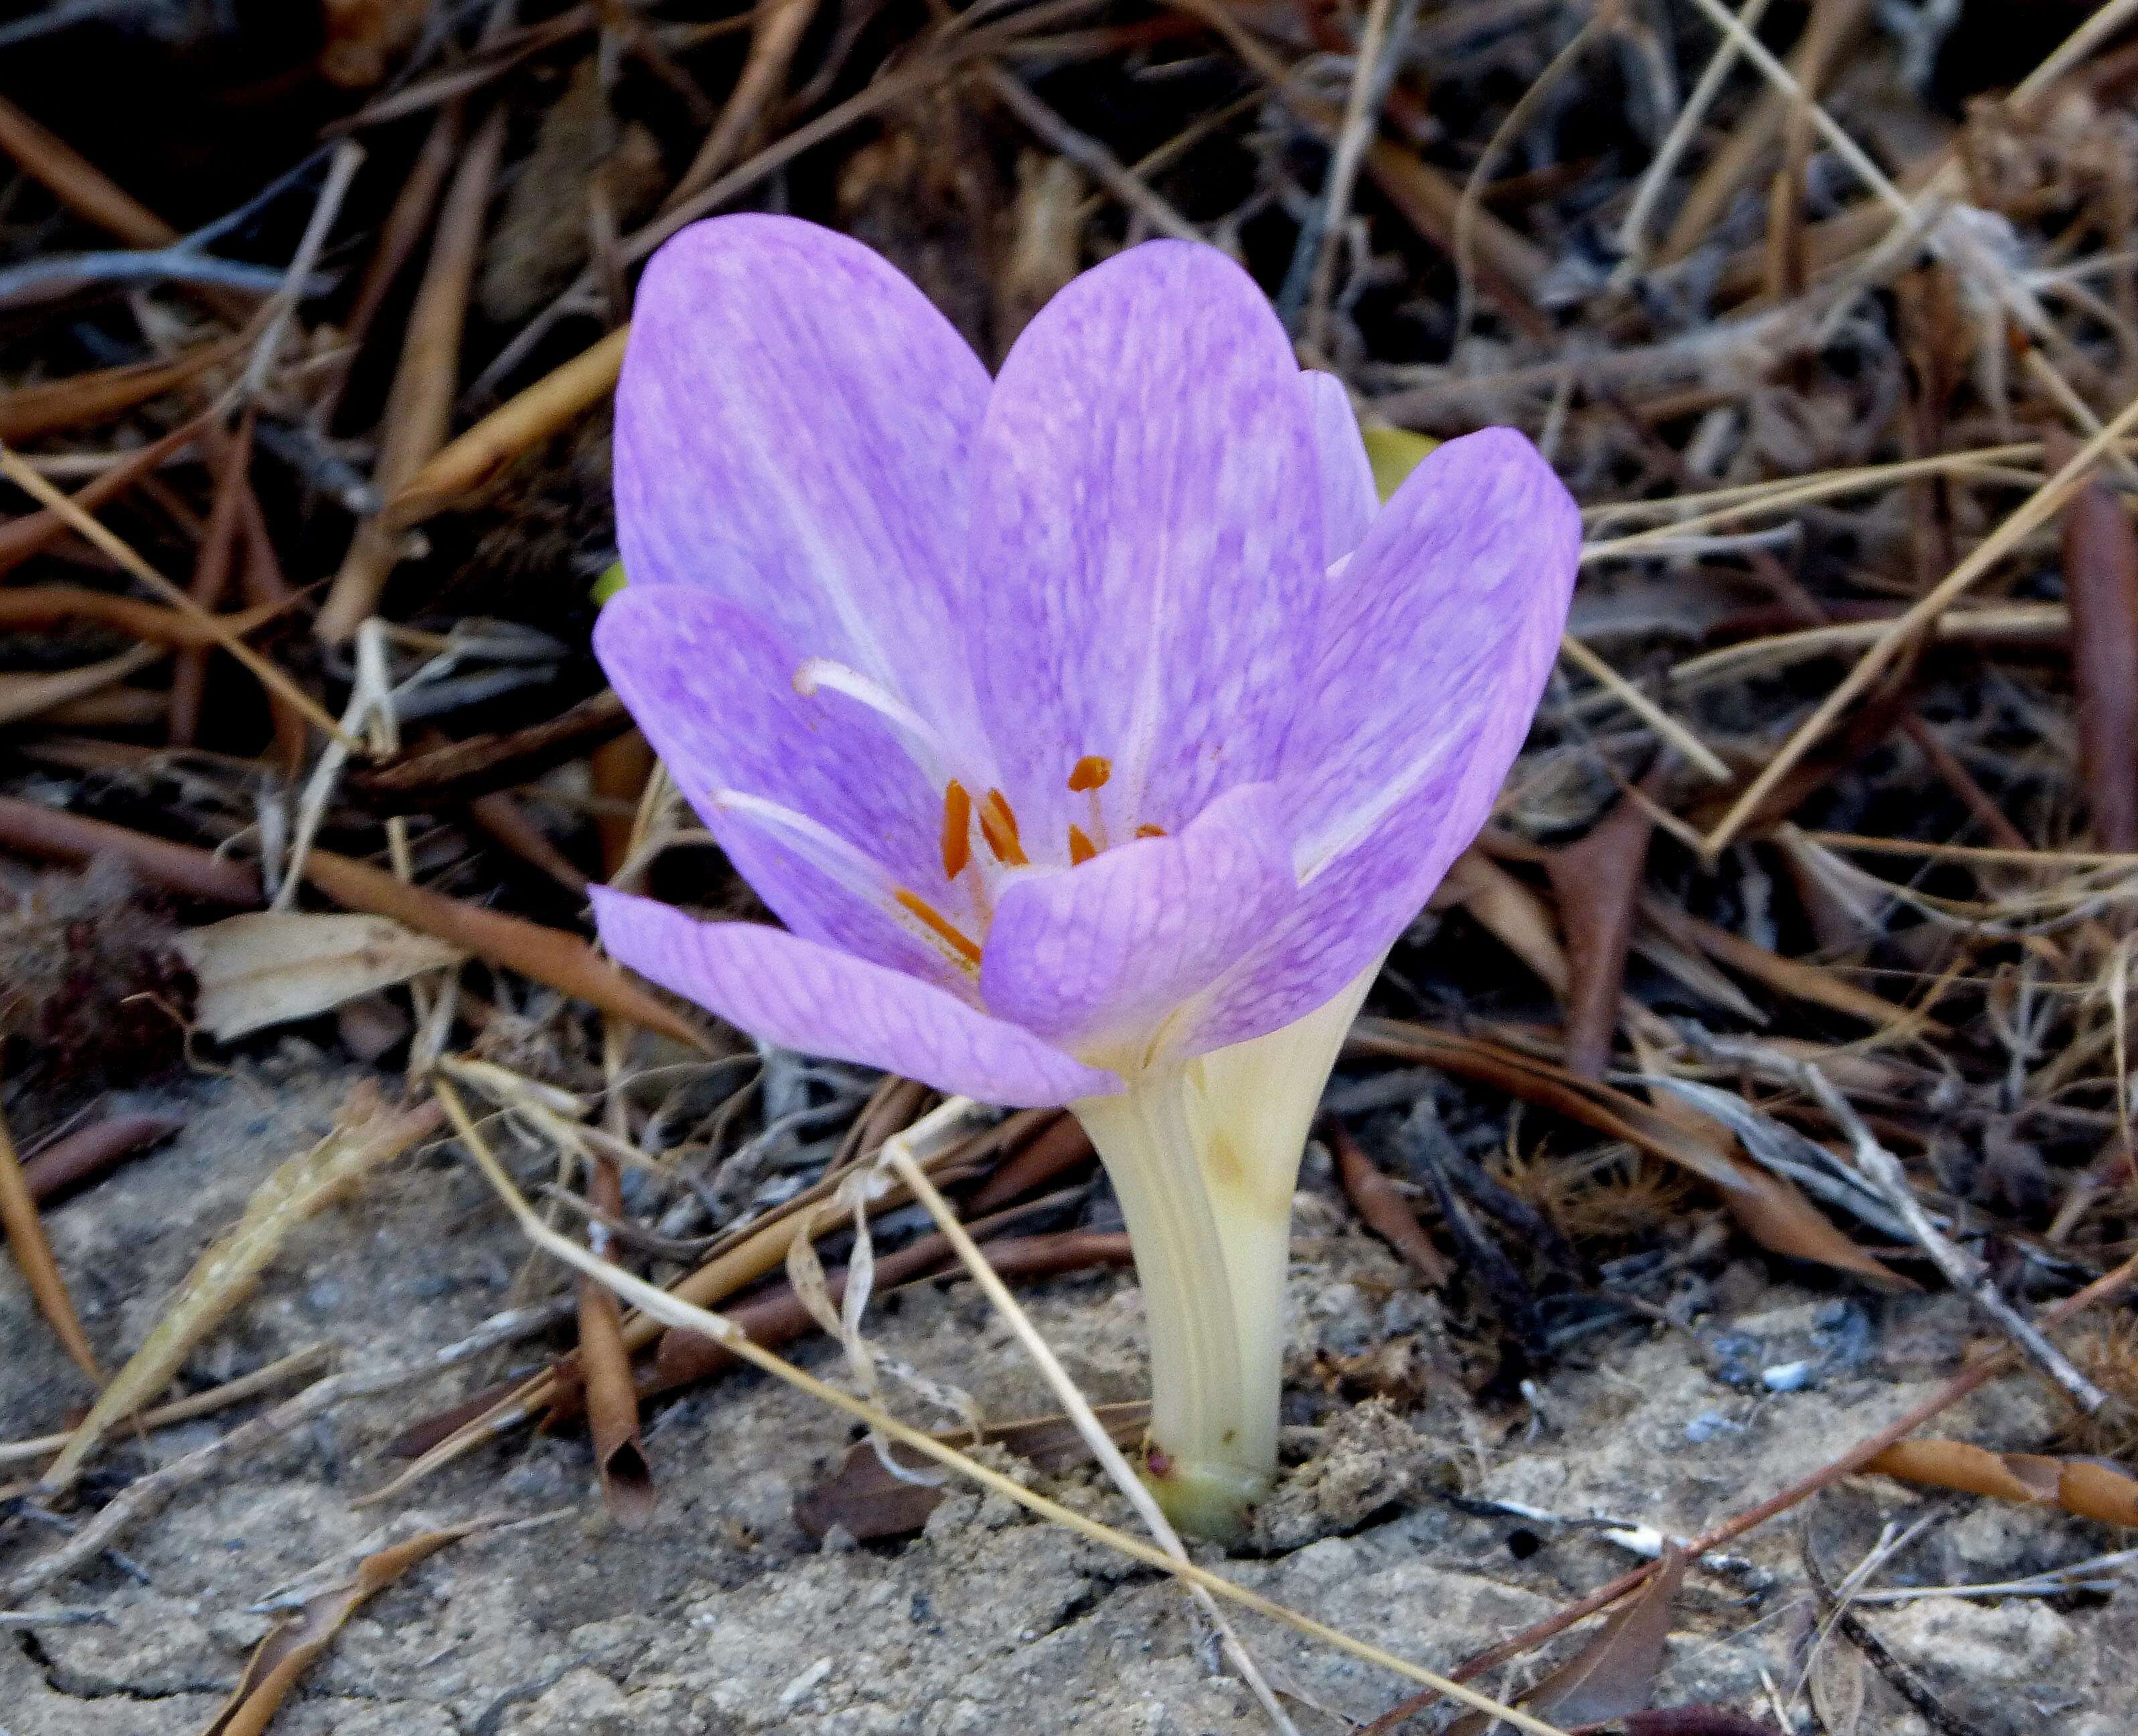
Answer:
6;1;2138;1733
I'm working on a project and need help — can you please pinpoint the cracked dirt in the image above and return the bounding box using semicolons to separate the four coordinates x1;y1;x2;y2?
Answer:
2;1058;2131;1733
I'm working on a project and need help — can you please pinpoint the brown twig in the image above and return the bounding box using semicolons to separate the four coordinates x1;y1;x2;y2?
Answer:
22;1114;177;1205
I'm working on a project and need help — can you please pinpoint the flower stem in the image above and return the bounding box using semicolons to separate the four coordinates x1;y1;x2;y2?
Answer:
1070;968;1376;1542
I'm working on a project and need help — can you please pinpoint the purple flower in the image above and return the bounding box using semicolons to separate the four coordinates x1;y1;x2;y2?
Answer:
590;215;1579;1107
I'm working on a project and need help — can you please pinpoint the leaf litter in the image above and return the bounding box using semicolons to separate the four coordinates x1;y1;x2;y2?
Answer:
3;2;2138;1731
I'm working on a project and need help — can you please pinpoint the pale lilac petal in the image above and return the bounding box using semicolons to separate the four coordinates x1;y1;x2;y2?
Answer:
1187;428;1580;1051
961;241;1324;857
595;585;967;993
593;889;1116;1106
616;214;993;746
1302;371;1376;566
978;784;1299;1055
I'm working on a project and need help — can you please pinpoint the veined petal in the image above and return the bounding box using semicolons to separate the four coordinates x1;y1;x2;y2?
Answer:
593;890;1116;1106
1302;371;1377;567
615;214;992;742
979;784;1299;1061
963;241;1324;853
595;585;963;991
1188;428;1579;1051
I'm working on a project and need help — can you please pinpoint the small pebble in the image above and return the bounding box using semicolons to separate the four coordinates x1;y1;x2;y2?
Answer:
1684;1408;1744;1443
1761;1359;1814;1392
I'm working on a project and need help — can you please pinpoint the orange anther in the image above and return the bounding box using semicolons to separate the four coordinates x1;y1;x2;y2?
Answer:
895;889;983;968
979;788;1029;866
940;780;973;879
1135;824;1167;840
1067;755;1112;792
1067;825;1098;865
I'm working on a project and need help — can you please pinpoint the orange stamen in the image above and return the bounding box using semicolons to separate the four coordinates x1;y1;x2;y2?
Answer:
979;788;1029;866
895;889;983;968
1067;824;1098;865
1067;755;1112;792
940;780;973;879
1135;824;1167;839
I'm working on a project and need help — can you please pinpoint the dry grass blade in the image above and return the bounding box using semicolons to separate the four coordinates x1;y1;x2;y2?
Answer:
0;419;201;577
0;644;164;729
1866;1439;2138;1526
1703;378;2138;855
200;1518;494;1736
0;1098;102;1385
0;1345;328;1468
0;445;353;747
435;1077;1571;1736
39;1090;445;1490
386;325;627;526
0;585;291;648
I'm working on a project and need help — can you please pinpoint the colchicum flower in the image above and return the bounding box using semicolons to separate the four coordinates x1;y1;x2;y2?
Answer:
592;214;1580;1540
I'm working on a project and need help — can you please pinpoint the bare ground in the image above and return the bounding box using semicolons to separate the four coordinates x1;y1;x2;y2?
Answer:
3;1058;2129;1734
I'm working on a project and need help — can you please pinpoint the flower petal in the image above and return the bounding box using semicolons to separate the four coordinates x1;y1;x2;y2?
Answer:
978;784;1300;1059
593;889;1116;1106
615;214;993;744
595;585;968;991
1302;371;1376;566
1188;427;1580;1050
962;240;1324;855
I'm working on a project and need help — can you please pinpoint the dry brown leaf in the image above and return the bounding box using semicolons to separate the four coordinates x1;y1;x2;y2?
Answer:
1450;1546;1686;1735
1867;1438;2138;1526
578;1155;655;1526
1629;1710;1787;1736
175;912;465;1041
795;1402;1149;1542
1808;1627;1869;1736
40;1090;445;1489
1330;1121;1452;1287
2054;430;2138;852
317;0;430;88
1431;847;1570;995
1546;794;1654;1080
202;1519;488;1736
